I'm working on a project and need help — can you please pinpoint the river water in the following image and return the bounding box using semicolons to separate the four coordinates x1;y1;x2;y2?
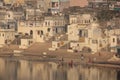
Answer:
0;57;119;80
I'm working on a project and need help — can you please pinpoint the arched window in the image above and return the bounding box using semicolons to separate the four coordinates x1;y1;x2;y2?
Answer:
79;30;82;37
48;22;50;26
47;28;51;32
8;14;10;17
2;34;4;37
55;22;57;26
37;31;40;35
30;30;33;35
8;25;10;29
113;38;115;43
41;30;43;35
45;22;47;26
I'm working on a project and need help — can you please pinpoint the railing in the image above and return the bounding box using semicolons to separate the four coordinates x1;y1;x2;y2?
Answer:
0;28;15;31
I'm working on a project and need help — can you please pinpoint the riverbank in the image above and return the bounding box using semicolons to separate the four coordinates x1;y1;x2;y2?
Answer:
0;51;120;69
0;43;120;69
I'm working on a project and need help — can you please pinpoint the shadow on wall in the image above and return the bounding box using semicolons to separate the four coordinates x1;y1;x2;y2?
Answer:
117;71;120;80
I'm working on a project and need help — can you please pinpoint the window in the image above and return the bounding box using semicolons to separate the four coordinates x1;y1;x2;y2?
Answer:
29;23;33;27
48;22;50;26
8;25;10;29
30;30;33;35
37;31;40;35
55;22;57;26
113;38;115;43
79;30;82;37
84;30;88;37
8;14;10;17
88;20;90;23
47;28;51;32
45;22;47;26
2;34;4;37
41;30;43;35
85;20;87;23
117;38;120;44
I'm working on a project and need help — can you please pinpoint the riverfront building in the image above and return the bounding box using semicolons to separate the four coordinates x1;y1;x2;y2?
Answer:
18;15;66;42
0;28;15;46
67;13;108;53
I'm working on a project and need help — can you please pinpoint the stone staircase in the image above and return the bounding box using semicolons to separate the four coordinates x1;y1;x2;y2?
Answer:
24;42;52;53
45;36;55;43
60;41;70;49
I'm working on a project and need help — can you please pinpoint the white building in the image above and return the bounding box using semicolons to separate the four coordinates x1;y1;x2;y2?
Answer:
0;28;15;46
0;10;14;20
67;14;108;53
13;11;24;20
44;15;66;34
68;23;105;52
0;0;4;7
25;8;43;20
0;9;17;30
19;37;33;49
18;15;66;42
51;0;60;14
69;13;96;24
108;28;120;52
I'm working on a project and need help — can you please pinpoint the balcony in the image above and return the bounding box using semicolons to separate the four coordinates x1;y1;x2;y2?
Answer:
0;28;15;32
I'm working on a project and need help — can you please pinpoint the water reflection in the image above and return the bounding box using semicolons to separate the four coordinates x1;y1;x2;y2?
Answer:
0;58;119;80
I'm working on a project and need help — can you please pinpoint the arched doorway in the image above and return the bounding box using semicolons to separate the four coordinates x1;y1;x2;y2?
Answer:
41;30;43;35
117;71;120;80
30;30;33;36
47;28;51;32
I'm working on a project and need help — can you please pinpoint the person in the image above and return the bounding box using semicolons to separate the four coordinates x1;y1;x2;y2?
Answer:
80;54;84;60
61;57;64;66
88;58;92;63
69;60;73;68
